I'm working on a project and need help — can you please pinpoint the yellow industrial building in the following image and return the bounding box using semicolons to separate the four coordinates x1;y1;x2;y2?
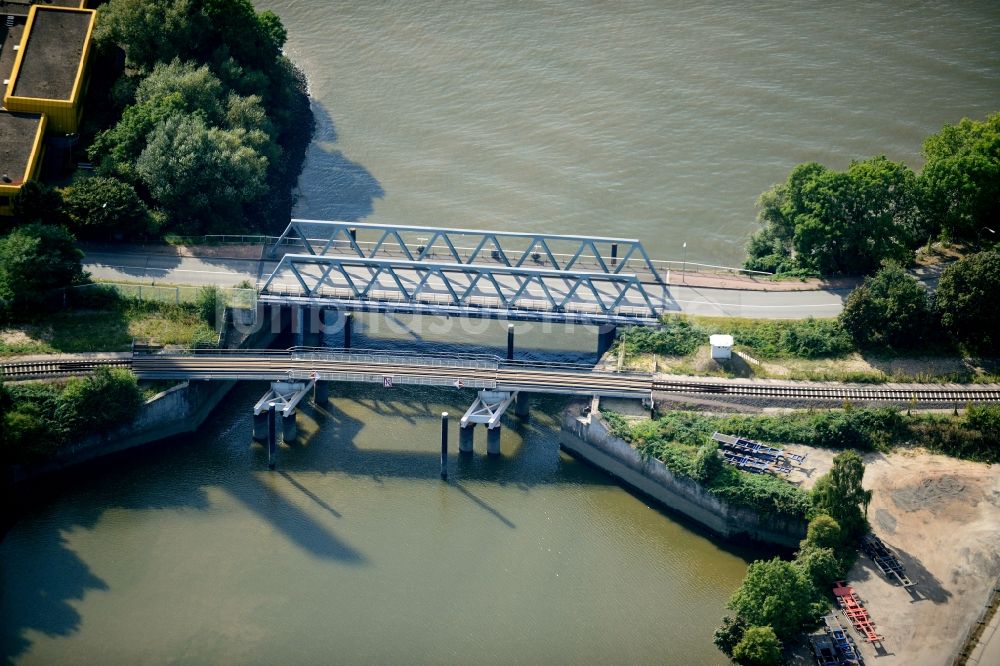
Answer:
0;1;95;215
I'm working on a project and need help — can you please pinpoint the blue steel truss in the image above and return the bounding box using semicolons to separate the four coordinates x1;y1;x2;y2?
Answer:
271;219;664;284
259;254;660;322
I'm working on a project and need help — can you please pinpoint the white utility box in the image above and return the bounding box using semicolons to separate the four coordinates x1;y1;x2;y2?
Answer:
710;334;734;360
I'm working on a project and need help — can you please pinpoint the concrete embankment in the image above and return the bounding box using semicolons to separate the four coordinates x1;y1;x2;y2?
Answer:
559;400;807;547
7;317;280;486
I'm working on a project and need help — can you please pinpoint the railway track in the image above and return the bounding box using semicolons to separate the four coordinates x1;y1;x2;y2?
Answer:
4;349;999;404
652;378;1000;403
0;357;132;380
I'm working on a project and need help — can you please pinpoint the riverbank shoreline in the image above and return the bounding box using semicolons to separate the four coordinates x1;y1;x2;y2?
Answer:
559;398;807;547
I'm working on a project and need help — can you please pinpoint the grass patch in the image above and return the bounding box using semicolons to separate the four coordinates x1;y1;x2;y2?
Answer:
1;300;217;356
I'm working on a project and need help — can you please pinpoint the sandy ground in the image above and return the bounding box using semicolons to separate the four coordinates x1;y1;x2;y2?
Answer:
786;450;1000;665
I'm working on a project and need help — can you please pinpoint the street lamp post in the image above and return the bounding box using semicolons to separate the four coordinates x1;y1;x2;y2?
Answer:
682;242;687;284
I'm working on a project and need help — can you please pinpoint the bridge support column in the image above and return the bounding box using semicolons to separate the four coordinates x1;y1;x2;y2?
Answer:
597;323;617;357
293;306;305;347
459;425;474;454
267;403;277;470
515;391;530;419
343;312;353;349
252;411;268;441
314;380;328;403
507;323;515;361
282;410;298;442
440;412;449;480
486;426;501;456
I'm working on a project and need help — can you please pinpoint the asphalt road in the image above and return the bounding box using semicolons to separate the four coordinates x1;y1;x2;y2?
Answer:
82;250;850;320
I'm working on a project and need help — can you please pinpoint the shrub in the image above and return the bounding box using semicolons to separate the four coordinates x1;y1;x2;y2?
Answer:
195;285;223;328
934;251;1000;353
732;625;783;666
63;176;153;240
728;318;854;359
840;263;932;349
0;224;85;313
57;367;142;434
619;317;704;356
692;440;723;482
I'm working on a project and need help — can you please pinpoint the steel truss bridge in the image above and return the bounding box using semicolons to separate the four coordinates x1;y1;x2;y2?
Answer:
260;220;673;326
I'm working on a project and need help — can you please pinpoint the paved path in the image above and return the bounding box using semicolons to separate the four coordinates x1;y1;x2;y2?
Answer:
82;249;850;320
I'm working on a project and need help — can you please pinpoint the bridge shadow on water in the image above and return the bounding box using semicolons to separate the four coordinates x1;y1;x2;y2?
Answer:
1;378;762;661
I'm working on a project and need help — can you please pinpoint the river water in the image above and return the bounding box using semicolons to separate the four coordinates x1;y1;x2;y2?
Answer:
3;2;999;663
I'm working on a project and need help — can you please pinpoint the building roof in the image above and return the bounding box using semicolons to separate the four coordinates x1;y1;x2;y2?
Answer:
0;21;26;87
0;111;44;184
8;6;94;101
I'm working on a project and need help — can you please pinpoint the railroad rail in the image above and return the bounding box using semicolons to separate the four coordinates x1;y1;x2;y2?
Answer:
5;349;1000;405
651;378;1000;403
0;357;132;380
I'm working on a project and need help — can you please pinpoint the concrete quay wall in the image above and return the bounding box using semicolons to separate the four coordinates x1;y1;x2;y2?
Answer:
559;403;807;547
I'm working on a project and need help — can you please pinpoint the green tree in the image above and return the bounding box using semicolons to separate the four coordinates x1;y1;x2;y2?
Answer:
920;113;1000;240
839;263;931;349
746;157;920;275
63;176;152;240
0;224;84;312
136;114;268;233
90;94;189;182
934;251;1000;353
56;367;142;435
94;0;208;73
732;625;783;666
714;615;748;658
134;59;226;123
10;181;67;227
812;450;871;540
796;546;843;588
802;514;843;551
727;557;820;639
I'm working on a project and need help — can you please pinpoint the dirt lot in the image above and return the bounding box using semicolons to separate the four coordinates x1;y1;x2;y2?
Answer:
787;449;1000;665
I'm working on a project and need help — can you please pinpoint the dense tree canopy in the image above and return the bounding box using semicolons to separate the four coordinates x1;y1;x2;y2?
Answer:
89;0;312;235
0;224;84;311
839;263;932;349
732;626;782;666
727;557;820;639
63;176;152;240
934;251;1000;353
920;113;1000;240
745;157;920;275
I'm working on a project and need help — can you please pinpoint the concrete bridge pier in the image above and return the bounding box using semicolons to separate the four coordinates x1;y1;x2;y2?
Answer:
514;391;530;419
459;425;474;454
597;323;618;357
486;426;501;456
293;306;305;347
266;403;277;470
314;379;329;403
252;411;268;441
282;410;298;442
